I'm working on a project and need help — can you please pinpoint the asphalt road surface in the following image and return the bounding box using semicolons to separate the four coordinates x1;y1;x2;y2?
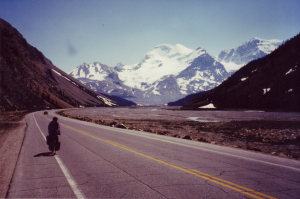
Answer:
7;110;300;198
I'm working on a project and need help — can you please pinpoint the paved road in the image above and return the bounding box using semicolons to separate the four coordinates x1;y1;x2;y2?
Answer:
7;110;300;198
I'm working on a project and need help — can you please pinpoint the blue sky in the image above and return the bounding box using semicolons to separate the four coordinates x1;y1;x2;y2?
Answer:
1;0;300;73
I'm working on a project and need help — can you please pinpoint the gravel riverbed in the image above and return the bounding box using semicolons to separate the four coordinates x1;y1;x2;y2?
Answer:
59;107;300;160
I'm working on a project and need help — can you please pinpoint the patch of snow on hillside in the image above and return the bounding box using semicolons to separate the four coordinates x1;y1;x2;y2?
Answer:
220;61;243;72
152;82;161;95
97;95;116;106
215;69;223;76
177;78;188;94
263;88;271;95
199;103;216;108
52;69;62;76
79;69;85;77
72;82;79;87
285;68;296;75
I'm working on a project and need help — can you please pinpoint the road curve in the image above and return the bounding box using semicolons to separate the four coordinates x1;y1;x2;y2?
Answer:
7;110;300;198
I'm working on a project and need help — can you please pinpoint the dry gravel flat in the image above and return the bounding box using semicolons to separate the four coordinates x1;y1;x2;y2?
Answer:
60;107;300;160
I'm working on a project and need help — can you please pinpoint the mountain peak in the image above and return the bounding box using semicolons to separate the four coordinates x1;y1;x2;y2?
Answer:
153;44;193;56
250;37;262;41
155;44;173;49
70;62;115;80
171;44;193;55
218;37;283;72
114;62;125;72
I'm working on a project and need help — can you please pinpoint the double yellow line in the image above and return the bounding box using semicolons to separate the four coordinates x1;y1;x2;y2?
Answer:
63;124;132;150
188;169;276;199
42;113;276;199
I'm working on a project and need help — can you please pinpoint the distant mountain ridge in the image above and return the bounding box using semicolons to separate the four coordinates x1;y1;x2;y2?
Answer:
69;62;142;99
183;33;300;111
70;44;230;105
218;38;282;72
69;38;282;106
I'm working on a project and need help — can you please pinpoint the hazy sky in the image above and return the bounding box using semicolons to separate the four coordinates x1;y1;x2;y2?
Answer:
1;0;300;73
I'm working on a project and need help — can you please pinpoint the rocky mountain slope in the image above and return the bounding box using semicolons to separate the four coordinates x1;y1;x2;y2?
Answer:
70;45;230;105
0;18;120;111
183;33;300;111
218;38;282;72
69;62;136;106
168;38;283;106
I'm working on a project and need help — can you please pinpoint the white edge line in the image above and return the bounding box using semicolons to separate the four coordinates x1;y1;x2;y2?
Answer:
33;113;86;199
58;114;300;172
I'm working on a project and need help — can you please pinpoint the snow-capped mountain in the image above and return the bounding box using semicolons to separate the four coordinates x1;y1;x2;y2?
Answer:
69;38;282;105
69;62;141;98
218;38;282;72
69;62;116;81
115;44;228;93
115;44;204;89
69;44;230;105
176;52;228;94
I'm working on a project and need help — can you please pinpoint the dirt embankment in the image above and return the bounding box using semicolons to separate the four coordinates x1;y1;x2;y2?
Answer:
57;109;300;160
0;111;28;198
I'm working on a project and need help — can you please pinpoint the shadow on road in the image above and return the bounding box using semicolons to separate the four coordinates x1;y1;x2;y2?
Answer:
34;152;53;157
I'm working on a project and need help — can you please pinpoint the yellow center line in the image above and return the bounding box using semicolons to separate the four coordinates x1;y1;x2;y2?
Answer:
190;169;276;199
41;113;276;199
61;123;133;150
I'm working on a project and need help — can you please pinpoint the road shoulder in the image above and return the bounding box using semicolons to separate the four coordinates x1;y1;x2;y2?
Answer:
0;118;27;198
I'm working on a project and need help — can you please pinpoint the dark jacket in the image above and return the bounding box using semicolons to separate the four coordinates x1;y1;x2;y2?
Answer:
48;121;60;136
